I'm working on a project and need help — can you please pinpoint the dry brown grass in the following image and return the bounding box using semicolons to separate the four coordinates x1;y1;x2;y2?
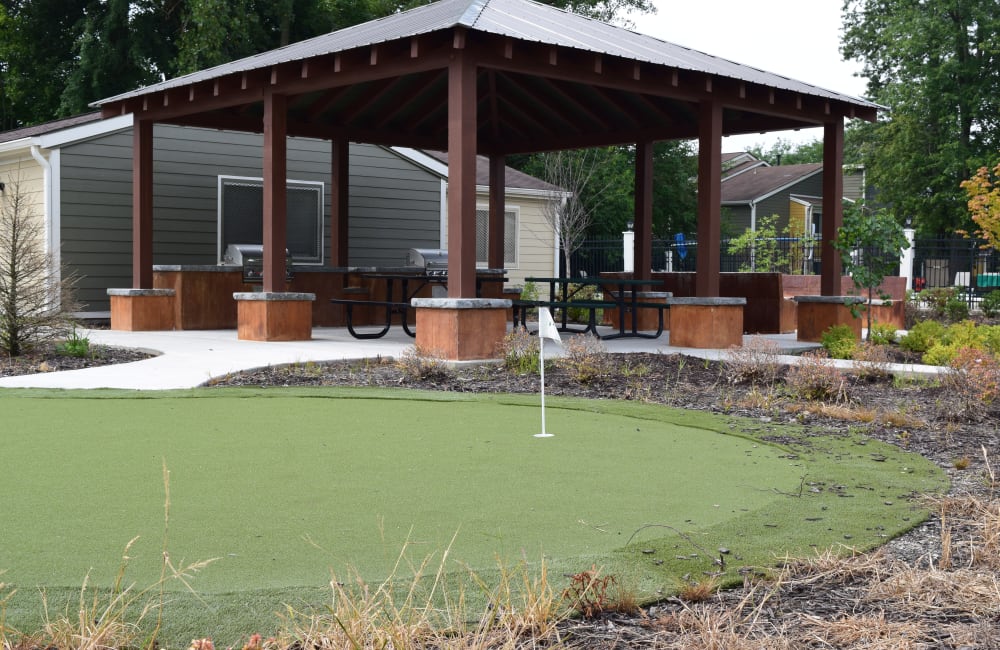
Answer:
800;612;931;649
784;401;926;428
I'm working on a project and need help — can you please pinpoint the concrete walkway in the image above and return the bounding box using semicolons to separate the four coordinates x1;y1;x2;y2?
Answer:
0;327;943;391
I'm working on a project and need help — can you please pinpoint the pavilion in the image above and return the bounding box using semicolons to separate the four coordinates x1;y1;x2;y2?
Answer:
95;0;879;358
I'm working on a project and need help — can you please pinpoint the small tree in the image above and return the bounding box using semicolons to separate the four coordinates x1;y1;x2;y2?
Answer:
539;149;613;278
959;162;1000;250
0;173;78;356
726;214;788;272
833;203;909;339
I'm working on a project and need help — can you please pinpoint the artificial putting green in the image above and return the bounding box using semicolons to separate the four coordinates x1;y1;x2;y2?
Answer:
0;387;946;645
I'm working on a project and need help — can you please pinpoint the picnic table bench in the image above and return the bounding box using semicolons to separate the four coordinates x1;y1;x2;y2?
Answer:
518;277;670;339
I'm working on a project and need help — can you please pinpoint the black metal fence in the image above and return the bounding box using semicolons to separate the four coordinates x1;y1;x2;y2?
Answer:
572;235;1000;308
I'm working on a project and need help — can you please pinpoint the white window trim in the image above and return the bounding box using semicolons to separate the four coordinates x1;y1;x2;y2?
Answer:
475;203;520;269
217;175;325;265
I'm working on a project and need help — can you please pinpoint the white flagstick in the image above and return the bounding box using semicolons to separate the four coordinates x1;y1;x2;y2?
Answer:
535;307;560;438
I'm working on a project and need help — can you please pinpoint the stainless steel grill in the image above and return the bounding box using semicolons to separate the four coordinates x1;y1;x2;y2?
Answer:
407;248;448;276
222;244;293;283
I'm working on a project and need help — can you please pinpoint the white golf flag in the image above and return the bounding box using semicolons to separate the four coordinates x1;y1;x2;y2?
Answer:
537;307;561;342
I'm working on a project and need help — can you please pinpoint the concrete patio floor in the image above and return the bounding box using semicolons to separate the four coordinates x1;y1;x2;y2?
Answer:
0;326;941;391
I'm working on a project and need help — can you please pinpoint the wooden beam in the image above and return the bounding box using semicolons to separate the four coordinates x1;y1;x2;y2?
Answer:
331;137;350;268
447;52;478;298
488;154;506;270
821;119;844;296
262;91;288;292
696;100;722;297
132;119;154;289
634;140;653;282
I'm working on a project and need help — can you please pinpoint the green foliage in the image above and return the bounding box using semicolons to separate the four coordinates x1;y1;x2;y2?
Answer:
842;0;1000;235
867;322;898;345
498;328;540;375
820;324;858;360
920;320;993;366
918;287;960;319
55;327;91;358
944;297;970;322
746;138;823;165
981;290;1000;318
726;214;788;272
834;204;909;336
900;319;946;354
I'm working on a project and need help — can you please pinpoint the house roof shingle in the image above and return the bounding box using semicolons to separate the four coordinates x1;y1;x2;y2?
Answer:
0;112;103;145
721;163;822;203
420;150;563;193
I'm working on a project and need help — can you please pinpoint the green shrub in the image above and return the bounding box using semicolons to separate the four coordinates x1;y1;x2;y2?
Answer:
900;319;946;354
923;343;959;367
867;322;898;345
55;327;91;358
564;284;602;323
820;324;857;360
982;325;1000;356
944;297;970;322
918;287;958;318
981;290;1000;318
498;328;540;374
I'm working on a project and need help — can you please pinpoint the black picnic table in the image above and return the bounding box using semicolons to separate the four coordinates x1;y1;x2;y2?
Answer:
517;276;669;339
331;272;506;339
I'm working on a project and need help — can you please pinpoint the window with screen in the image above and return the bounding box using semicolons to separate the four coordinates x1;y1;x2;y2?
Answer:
219;177;324;264
474;207;518;267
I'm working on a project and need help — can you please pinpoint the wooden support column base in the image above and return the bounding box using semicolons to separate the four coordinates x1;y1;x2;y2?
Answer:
669;297;745;348
793;296;863;342
234;292;315;341
412;298;512;360
107;288;176;331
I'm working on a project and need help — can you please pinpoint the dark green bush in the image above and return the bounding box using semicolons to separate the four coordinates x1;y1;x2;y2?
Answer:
944;297;970;322
981;290;1000;318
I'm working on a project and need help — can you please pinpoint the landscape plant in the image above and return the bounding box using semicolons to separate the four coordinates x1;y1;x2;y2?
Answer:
784;350;849;402
833;203;909;339
900;319;947;355
498;328;539;374
722;336;783;386
726;214;789;273
982;290;1000;318
820;324;858;360
867;322;898;345
0;173;79;356
960;161;1000;250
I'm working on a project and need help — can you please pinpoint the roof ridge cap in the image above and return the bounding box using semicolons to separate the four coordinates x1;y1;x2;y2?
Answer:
457;0;490;26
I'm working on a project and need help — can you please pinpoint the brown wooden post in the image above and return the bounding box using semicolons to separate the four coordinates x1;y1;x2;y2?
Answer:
447;51;477;298
696;101;722;297
263;90;288;292
488;153;506;270
821;119;844;296
634;140;653;282
331;137;350;268
132;119;154;288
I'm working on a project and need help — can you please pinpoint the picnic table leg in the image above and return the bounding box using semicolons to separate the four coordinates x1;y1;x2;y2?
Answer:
345;302;392;339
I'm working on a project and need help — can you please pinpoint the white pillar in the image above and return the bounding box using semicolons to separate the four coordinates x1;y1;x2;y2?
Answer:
900;227;916;290
623;230;635;273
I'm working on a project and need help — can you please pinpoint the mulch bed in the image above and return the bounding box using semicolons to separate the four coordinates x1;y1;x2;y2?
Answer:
0;342;153;377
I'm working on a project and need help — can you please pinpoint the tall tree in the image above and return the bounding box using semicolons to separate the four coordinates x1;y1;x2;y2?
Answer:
842;0;1000;235
60;0;160;115
0;0;89;128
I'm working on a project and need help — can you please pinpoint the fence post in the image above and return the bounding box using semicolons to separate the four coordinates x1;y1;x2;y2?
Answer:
900;226;915;290
623;229;634;273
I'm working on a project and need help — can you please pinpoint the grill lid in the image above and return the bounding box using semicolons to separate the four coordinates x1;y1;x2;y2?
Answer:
407;248;448;269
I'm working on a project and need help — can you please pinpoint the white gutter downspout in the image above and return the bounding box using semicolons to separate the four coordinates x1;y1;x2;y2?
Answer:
30;145;61;300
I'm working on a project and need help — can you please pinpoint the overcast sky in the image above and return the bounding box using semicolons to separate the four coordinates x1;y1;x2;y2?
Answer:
630;0;870;152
